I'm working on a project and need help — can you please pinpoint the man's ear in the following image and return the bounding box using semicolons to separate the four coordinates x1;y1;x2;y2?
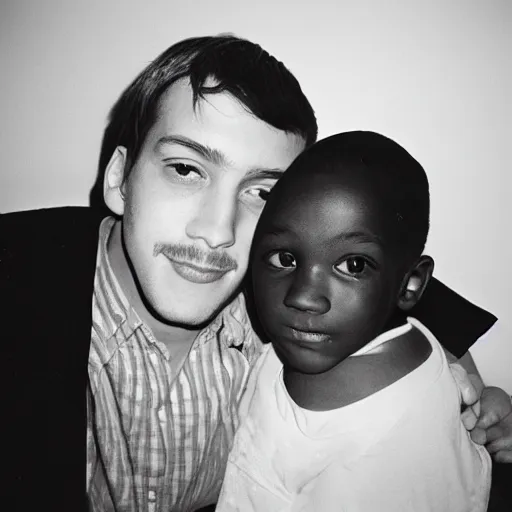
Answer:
103;146;128;216
397;255;434;311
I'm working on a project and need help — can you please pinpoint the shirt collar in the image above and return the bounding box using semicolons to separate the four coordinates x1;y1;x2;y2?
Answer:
195;293;248;349
350;321;412;357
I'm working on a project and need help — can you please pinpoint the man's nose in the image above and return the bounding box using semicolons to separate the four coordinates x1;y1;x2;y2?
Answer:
185;186;237;249
283;266;331;315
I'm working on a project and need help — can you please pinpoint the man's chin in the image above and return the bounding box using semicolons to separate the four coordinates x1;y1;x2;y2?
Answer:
149;282;242;329
149;307;209;329
152;298;228;330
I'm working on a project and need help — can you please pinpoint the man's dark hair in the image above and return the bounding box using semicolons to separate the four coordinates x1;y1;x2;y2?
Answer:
90;34;317;209
269;131;430;260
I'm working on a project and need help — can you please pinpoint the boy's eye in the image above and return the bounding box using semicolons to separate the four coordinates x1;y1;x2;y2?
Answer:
335;256;369;277
267;251;296;269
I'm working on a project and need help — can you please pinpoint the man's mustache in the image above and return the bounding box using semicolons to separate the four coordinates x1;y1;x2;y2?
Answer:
154;243;238;271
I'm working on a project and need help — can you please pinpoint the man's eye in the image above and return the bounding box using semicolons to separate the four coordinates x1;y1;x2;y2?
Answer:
267;251;296;269
166;163;203;182
254;188;271;201
243;185;273;205
335;256;369;277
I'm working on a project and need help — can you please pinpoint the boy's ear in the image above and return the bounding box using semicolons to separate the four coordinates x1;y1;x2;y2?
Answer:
103;146;128;216
397;255;434;311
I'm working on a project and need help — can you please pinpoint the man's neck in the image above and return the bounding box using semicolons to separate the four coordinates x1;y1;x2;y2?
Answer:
107;220;201;347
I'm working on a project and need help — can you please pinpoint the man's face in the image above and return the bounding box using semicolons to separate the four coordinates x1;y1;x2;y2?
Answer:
252;169;407;375
107;79;305;326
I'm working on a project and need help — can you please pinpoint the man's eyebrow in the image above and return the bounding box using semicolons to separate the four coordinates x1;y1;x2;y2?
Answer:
244;168;285;181
156;135;287;178
155;135;232;167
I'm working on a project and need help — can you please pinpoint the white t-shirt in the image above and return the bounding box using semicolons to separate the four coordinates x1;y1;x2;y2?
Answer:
217;318;491;511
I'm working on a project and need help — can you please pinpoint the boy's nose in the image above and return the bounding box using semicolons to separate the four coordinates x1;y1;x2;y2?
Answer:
283;266;331;315
186;189;237;249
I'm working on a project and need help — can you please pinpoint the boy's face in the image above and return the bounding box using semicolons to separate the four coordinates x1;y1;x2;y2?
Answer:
106;79;305;326
252;168;409;375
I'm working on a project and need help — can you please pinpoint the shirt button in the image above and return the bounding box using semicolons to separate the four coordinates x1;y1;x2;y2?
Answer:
148;490;156;502
113;313;124;325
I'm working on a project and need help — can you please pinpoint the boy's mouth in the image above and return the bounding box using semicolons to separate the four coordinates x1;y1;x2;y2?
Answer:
286;326;331;344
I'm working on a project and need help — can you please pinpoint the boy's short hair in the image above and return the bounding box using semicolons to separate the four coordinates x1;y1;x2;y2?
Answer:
98;34;318;178
284;131;430;259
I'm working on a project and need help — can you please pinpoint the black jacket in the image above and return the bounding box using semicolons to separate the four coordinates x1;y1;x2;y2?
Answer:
0;207;498;510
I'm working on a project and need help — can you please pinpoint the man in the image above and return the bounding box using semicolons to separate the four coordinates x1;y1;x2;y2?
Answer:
1;35;510;512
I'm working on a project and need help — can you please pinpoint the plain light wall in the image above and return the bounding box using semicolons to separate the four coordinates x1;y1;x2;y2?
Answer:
1;0;510;391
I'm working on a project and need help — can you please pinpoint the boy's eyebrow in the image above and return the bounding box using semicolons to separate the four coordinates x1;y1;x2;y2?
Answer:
264;227;384;246
334;231;384;245
262;224;292;236
155;135;286;178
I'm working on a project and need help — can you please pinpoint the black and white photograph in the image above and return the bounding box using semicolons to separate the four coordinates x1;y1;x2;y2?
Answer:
1;1;511;510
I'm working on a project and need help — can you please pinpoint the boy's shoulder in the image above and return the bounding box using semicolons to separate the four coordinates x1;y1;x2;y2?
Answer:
384;319;433;372
319;322;433;410
372;318;451;405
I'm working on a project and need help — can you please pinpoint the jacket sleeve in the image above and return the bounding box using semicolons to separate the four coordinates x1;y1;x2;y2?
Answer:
410;276;497;358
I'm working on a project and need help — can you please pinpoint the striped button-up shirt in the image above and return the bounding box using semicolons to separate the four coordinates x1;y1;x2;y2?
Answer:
87;218;262;511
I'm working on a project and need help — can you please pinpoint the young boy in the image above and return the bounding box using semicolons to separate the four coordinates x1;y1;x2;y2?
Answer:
216;131;492;511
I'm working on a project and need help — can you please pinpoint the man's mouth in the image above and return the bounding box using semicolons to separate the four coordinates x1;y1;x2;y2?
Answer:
164;255;234;284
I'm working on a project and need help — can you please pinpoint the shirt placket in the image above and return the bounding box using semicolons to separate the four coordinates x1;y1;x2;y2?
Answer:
147;346;170;512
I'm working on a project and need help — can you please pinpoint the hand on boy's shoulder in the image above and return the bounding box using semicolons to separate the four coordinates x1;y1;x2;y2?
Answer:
448;362;512;463
471;387;512;463
449;362;482;430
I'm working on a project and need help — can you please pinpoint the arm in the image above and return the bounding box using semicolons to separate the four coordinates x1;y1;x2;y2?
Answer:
411;277;497;359
410;276;512;462
472;388;512;463
446;348;512;463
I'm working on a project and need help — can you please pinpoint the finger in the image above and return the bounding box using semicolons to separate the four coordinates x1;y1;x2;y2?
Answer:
475;408;501;429
486;436;511;454
450;363;479;406
470;427;487;445
468;374;484;401
461;407;479;431
484;424;506;444
472;400;480;419
493;450;512;463
475;389;512;429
